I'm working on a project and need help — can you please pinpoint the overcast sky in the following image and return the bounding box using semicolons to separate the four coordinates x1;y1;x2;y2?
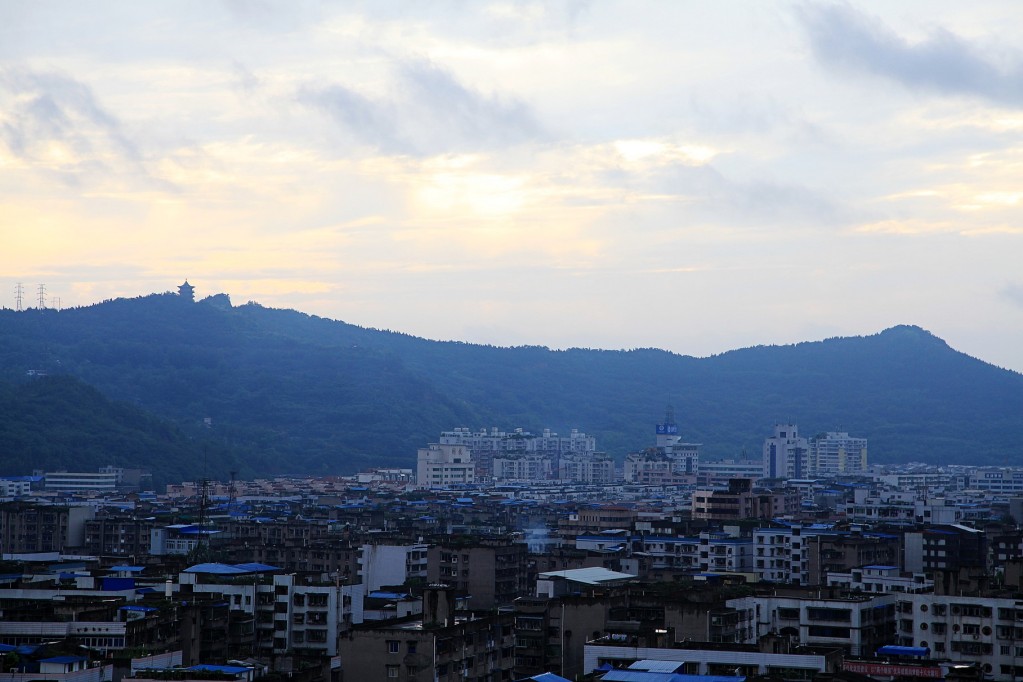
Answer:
2;1;1022;372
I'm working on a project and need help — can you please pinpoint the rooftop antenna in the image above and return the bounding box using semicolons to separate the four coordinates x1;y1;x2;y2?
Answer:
194;446;211;563
664;401;676;426
14;283;24;311
229;469;238;512
37;283;46;309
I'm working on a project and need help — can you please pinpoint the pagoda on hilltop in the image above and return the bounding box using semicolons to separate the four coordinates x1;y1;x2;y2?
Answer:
178;280;195;301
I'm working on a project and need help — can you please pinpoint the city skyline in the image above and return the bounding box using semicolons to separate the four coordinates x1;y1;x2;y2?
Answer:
2;2;1022;371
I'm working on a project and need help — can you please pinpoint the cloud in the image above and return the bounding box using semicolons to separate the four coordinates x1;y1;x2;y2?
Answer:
398;59;543;150
1002;283;1023;309
798;3;1023;105
298;58;544;156
0;68;163;187
298;83;407;153
231;61;262;94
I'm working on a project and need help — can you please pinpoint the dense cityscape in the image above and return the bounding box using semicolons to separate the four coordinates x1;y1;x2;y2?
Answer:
5;5;1023;682
3;414;1023;682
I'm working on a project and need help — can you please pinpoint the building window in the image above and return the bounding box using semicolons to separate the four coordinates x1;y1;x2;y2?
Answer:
387;640;400;653
407;642;417;654
386;665;399;678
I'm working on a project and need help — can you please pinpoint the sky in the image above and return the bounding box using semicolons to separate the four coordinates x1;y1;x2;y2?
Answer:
2;2;1022;373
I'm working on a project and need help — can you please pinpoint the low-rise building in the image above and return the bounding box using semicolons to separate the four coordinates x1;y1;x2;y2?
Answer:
339;586;515;682
826;565;932;593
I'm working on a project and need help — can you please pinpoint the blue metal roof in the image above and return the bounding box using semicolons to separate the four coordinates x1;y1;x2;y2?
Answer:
524;674;572;682
600;672;743;682
369;591;412;600
188;665;251;675
877;645;929;657
233;562;281;572
41;656;87;664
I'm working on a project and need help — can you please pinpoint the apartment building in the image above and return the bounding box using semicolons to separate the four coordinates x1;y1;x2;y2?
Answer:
763;424;809;480
727;591;898;656
492;455;553;482
904;524;987;574
83;515;154;557
359;542;429;591
809;432;868;475
753;525;837;585
416;443;475;488
179;567;364;658
427;538;528;610
0;502;94;553
894;594;1023;680
339;586;515;682
439;426;597;480
805;532;901;586
826;565;932;594
558;452;616;484
692;478;799;521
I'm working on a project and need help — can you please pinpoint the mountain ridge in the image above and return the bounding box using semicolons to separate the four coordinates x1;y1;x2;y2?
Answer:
1;292;1020;479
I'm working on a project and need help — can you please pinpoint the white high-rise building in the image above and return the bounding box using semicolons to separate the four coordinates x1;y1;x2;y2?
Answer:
492;454;553;482
763;424;809;480
416;443;475;488
655;406;700;475
809;431;867;475
558;452;616;484
439;426;596;479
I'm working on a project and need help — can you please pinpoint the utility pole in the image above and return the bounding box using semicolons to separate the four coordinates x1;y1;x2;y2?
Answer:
14;283;23;311
36;283;46;309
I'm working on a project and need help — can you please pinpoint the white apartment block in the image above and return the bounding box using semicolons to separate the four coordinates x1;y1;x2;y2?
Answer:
491;455;552;482
0;479;31;497
826;565;932;594
43;471;119;492
179;571;364;657
872;471;956;492
896;594;1023;681
763;424;809;480
359;543;429;592
574;533;754;574
438;427;596;455
965;468;1023;495
809;432;868;475
697;459;764;486
727;592;898;656
655;417;700;475
584;643;836;679
416;443;474;488
623;453;674;483
843;488;918;525
753;526;834;585
558;452;616;484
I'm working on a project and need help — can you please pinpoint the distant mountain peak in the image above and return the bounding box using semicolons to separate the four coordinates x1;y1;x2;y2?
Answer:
876;324;948;346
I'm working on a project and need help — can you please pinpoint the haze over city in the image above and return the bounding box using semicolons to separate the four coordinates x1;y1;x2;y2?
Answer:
2;2;1022;372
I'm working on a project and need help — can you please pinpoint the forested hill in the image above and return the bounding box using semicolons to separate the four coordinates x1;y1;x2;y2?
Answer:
1;291;1021;480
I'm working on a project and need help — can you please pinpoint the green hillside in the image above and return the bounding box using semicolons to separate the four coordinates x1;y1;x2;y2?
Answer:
0;291;1021;479
0;374;244;485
